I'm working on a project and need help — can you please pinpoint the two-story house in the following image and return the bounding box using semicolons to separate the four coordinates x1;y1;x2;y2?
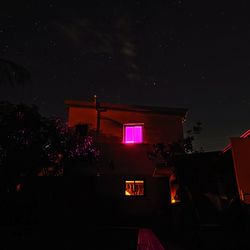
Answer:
64;97;187;218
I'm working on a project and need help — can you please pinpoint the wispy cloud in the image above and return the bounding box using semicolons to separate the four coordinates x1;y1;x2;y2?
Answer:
53;15;141;82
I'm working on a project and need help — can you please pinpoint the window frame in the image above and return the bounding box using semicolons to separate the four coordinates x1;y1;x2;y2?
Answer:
124;179;145;197
123;123;144;144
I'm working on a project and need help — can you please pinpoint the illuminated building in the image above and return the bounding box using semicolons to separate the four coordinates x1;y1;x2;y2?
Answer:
64;97;187;215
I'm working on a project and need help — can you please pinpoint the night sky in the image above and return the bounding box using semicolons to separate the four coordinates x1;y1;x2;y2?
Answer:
1;0;250;151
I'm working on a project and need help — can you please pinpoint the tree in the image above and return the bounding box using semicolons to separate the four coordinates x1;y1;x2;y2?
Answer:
147;122;203;173
0;102;99;181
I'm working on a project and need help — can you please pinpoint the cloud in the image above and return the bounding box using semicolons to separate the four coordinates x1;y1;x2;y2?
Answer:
53;16;141;81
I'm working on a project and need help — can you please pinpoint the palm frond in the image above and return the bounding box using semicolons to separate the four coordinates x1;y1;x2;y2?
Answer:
0;58;31;86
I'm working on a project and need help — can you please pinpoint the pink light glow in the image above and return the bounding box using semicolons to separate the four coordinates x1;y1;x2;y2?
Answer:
240;129;250;138
124;125;143;144
223;129;250;153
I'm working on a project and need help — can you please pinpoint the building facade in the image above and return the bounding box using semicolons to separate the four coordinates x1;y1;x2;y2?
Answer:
64;98;187;217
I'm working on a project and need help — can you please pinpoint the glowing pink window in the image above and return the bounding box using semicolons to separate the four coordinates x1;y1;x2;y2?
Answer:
123;124;143;144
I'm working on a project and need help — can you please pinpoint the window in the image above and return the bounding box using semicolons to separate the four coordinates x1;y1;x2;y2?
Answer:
125;180;144;196
123;124;143;144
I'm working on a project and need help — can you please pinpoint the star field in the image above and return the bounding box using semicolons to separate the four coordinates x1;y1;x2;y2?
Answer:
1;0;250;151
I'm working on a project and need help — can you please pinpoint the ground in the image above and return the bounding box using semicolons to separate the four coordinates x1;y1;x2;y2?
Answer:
1;213;250;250
1;181;250;250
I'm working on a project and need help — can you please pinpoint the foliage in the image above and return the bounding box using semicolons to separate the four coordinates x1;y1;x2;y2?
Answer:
0;102;99;177
184;121;203;153
147;122;202;170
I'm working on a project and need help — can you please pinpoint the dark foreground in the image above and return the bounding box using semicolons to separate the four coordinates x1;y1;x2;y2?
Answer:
1;180;250;249
1;216;250;250
1;224;138;249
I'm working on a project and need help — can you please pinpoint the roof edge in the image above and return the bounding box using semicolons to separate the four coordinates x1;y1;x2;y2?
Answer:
64;100;188;117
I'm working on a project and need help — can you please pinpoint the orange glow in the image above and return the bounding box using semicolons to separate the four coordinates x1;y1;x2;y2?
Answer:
125;190;131;196
171;198;180;204
169;173;181;204
125;180;144;196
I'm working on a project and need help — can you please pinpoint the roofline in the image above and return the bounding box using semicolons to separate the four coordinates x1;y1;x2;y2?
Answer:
64;100;188;117
222;129;250;153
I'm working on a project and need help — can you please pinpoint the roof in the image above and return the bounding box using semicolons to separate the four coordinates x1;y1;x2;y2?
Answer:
222;129;250;153
64;100;188;117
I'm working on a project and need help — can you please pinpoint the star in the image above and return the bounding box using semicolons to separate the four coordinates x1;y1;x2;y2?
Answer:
153;81;157;87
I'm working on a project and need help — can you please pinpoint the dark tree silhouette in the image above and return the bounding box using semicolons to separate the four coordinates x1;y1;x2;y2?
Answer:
147;122;203;172
0;58;31;86
0;102;99;181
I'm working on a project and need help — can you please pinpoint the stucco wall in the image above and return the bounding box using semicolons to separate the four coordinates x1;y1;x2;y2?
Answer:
67;105;185;176
67;106;184;145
